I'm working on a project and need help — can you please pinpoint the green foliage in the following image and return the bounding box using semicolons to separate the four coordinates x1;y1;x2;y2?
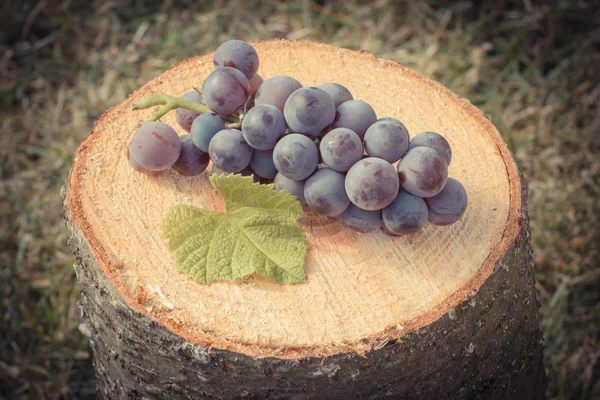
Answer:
162;175;306;284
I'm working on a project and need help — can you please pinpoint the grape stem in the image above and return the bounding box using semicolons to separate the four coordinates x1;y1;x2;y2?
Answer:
225;122;241;129
132;95;238;123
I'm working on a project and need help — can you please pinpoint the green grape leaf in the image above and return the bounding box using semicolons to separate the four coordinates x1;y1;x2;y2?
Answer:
162;174;307;284
211;173;304;214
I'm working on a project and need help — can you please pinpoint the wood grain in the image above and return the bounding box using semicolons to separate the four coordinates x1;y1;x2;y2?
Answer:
65;40;521;359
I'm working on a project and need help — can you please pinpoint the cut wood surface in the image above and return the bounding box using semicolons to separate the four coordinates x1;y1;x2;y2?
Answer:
65;40;545;399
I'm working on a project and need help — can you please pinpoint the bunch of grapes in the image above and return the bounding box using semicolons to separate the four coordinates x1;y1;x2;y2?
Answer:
128;40;468;236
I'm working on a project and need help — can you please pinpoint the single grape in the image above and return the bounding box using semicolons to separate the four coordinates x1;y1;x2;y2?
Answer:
255;75;302;112
172;135;210;176
408;131;452;165
127;148;158;175
241;104;287;150
304;168;350;216
128;121;181;171
317;82;353;108
175;91;203;132
213;40;259;79
248;74;263;95
397;147;448;198
382;191;428;235
425;178;468;226
363;119;410;163
319;128;363;172
345;158;399;211
340;204;382;233
284;87;336;139
190;112;226;152
250;149;277;179
273;173;307;205
272;133;319;180
331;100;377;139
212;164;260;183
202;67;249;115
208;129;253;173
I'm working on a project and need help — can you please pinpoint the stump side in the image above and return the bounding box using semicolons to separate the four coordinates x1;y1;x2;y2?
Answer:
64;40;525;359
66;172;546;399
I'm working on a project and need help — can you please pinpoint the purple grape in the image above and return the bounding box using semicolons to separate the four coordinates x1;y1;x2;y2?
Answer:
408;131;452;165
202;67;249;115
241;104;287;150
397;147;448;198
127;148;159;175
128;121;181;171
272;134;319;180
172;135;210;176
317;82;353;108
319;128;363;172
425;178;468;226
190;112;226;152
175;91;203;132
208;129;253;173
363;119;410;163
274;173;306;205
304;168;350;216
284;87;336;139
340;204;382;233
331;100;377;139
212;164;260;183
248;74;263;95
382;191;428;235
255;75;302;112
345;157;399;211
213;40;259;79
250;149;277;179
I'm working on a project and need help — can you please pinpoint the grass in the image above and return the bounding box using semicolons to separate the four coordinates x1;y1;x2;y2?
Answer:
0;0;598;398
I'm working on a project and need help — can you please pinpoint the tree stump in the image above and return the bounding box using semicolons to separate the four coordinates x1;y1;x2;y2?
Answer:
64;40;546;399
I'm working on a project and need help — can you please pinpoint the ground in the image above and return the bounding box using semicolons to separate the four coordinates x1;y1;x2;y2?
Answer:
0;1;598;399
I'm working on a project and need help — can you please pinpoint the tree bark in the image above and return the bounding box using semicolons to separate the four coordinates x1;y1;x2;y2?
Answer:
66;178;546;399
64;40;546;399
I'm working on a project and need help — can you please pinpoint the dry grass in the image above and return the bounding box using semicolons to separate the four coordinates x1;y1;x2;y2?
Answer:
1;0;598;398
